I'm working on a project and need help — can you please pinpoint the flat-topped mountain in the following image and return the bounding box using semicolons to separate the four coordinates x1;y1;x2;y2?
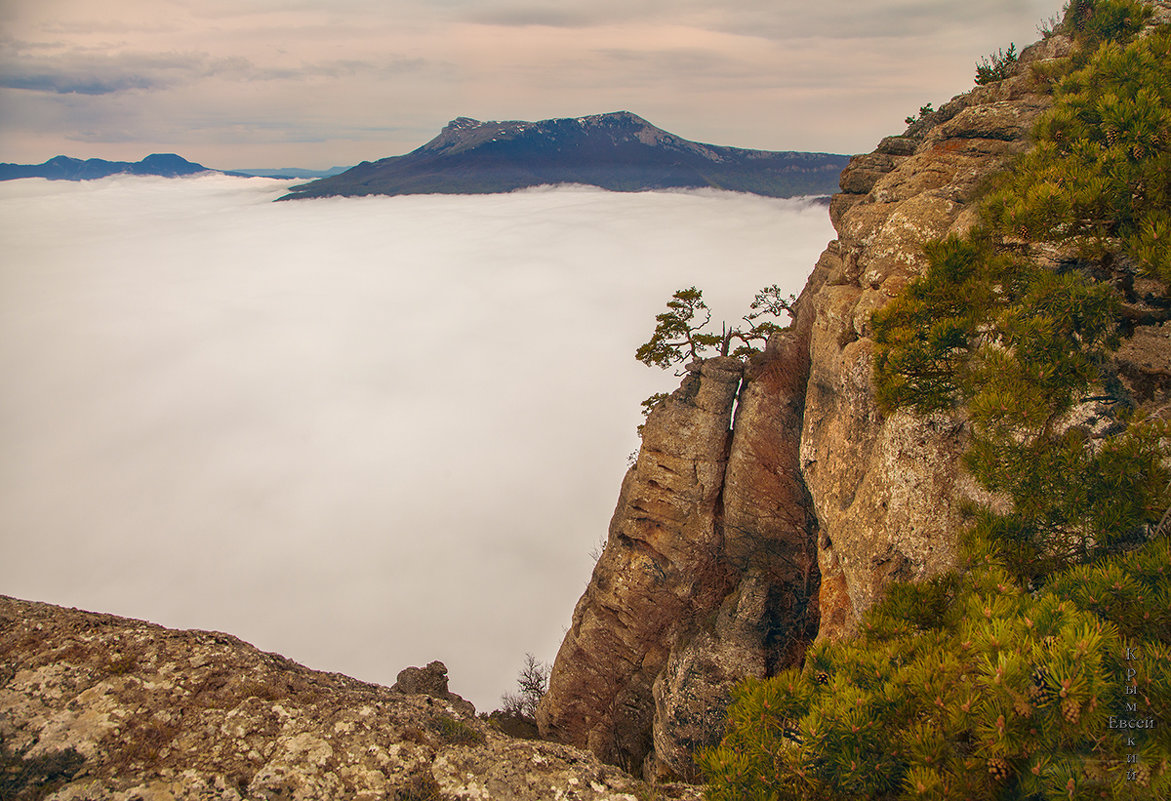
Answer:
279;111;849;200
0;153;213;181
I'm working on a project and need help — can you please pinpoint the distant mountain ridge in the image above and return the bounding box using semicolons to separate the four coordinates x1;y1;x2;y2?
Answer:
0;154;352;182
280;111;850;200
229;166;350;179
0;153;214;181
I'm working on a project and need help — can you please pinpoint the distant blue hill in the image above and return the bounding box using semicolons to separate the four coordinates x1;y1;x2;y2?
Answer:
0;153;215;181
280;111;850;201
0;154;354;182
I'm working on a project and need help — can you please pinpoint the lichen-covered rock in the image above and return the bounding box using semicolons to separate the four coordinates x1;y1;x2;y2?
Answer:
0;595;701;801
392;660;476;718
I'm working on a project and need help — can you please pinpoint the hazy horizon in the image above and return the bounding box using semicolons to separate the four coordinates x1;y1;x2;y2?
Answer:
0;175;835;711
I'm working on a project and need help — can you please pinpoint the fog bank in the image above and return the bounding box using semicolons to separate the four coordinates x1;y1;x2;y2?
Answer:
0;175;834;710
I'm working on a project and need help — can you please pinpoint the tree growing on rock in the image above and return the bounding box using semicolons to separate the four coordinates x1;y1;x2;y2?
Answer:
633;285;795;432
502;652;549;720
485;653;550;739
635;285;796;370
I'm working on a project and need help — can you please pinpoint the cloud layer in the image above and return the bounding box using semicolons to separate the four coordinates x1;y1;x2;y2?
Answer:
0;176;834;710
0;0;1061;168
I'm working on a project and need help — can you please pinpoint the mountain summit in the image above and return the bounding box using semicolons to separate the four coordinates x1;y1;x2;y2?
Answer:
279;111;849;200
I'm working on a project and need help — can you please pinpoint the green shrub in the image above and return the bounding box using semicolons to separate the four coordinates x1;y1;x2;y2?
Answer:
704;6;1171;799
976;43;1018;85
984;23;1171;283
701;539;1171;800
429;714;484;746
905;104;935;126
873;11;1171;582
1063;0;1151;47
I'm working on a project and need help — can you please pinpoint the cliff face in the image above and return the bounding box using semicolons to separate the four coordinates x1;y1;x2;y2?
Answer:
537;341;818;781
801;35;1080;642
539;30;1125;779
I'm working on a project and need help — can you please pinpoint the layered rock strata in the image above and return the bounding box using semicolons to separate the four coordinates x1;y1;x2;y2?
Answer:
0;595;702;801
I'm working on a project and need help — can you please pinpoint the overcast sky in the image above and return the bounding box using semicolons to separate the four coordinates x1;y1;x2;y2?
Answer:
1;0;1061;168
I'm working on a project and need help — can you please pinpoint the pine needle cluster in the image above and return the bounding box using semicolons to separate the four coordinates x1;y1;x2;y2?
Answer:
976;44;1019;85
699;539;1171;800
985;8;1170;282
703;2;1171;798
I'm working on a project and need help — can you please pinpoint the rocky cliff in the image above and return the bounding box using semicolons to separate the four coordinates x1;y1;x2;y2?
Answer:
539;7;1171;782
0;596;703;800
7;7;1171;798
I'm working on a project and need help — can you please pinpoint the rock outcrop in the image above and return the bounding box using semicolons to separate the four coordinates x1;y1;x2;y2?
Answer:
801;36;1082;642
539;334;820;781
541;21;1171;779
390;660;476;718
0;595;702;801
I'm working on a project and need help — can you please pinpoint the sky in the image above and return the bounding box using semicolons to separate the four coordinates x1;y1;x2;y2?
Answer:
0;0;1062;169
0;175;834;711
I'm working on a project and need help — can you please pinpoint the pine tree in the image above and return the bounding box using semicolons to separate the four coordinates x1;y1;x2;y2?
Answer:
703;4;1171;798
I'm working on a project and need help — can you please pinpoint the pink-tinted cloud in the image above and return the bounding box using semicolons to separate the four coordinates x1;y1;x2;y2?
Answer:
1;1;1059;168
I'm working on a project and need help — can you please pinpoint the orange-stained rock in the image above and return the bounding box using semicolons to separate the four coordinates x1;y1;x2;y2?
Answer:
537;357;744;777
800;33;1074;641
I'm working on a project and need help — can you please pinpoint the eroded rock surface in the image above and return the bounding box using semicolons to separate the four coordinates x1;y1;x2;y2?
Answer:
800;33;1076;642
538;23;1171;780
0;595;701;801
540;332;821;780
391;660;475;718
537;357;743;779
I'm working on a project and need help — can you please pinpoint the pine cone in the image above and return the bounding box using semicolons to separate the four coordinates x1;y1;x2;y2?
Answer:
1029;668;1054;704
987;757;1011;782
1132;762;1150;787
815;670;829;686
1061;697;1080;724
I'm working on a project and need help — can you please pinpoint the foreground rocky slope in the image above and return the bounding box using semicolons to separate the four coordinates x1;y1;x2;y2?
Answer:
539;6;1171;782
0;595;700;800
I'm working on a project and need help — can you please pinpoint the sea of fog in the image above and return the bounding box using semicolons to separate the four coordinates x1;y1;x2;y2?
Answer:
0;174;834;711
